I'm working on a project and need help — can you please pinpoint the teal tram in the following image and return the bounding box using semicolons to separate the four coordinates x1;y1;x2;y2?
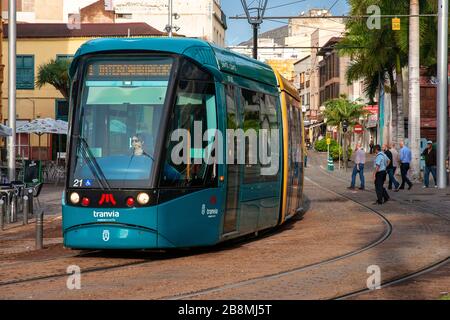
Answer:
62;38;305;249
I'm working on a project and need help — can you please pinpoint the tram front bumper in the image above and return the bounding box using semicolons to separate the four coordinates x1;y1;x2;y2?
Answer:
64;224;160;250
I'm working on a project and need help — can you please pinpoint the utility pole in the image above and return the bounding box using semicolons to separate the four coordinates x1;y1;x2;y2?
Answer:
240;0;268;60
378;72;385;146
252;23;258;59
8;0;17;181
437;0;448;188
0;0;3;124
408;0;421;180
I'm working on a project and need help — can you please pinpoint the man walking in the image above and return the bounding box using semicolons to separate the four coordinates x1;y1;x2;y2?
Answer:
348;144;365;190
384;144;400;190
422;140;437;188
389;144;400;189
399;140;413;190
369;137;375;154
373;145;390;205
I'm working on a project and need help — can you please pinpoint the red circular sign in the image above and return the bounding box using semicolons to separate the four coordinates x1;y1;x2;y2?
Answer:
354;124;364;134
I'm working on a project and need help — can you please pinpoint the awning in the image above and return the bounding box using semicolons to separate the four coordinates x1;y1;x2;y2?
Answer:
0;124;12;137
305;122;325;129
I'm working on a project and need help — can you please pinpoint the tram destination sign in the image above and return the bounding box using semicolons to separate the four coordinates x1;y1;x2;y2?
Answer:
87;60;172;80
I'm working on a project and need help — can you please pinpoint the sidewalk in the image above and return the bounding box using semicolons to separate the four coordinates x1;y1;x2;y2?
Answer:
309;151;450;220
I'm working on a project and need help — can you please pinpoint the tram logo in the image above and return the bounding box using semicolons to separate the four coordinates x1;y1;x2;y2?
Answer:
93;210;120;218
102;230;110;242
99;194;117;206
201;204;218;218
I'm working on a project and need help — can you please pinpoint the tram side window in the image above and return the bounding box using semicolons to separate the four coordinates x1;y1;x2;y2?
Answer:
260;94;279;182
160;80;218;188
240;89;279;184
241;89;262;184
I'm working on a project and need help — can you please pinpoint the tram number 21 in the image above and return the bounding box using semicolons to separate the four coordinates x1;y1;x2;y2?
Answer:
73;179;84;187
73;179;93;187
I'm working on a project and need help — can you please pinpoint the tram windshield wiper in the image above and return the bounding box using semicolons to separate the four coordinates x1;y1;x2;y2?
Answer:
77;136;111;190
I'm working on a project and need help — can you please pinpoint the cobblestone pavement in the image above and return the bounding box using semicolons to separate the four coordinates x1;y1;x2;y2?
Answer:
309;152;450;300
0;155;448;300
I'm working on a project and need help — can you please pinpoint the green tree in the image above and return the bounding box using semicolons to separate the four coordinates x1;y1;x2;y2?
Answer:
338;0;409;147
36;59;71;100
323;95;369;167
338;0;440;147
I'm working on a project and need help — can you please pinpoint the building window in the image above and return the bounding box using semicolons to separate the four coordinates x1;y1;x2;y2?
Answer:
17;55;34;90
116;13;132;19
55;99;69;121
56;55;74;62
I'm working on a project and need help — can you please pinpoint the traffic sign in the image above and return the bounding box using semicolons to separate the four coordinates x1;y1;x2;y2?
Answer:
326;138;331;145
392;18;401;31
354;124;364;134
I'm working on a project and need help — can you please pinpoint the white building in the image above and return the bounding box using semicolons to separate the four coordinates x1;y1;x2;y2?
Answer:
229;37;299;61
113;0;227;46
3;0;227;47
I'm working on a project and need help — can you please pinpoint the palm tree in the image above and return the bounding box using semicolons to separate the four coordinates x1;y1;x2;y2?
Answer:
323;95;369;167
338;0;409;147
36;59;71;100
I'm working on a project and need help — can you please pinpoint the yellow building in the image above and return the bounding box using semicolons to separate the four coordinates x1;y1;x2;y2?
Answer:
1;22;164;160
266;59;297;84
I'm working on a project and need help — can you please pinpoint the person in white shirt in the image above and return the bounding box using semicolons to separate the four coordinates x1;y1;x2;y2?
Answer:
348;144;366;190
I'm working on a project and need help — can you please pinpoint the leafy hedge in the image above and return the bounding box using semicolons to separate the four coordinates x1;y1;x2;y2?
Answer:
314;138;353;160
314;139;338;152
330;145;353;161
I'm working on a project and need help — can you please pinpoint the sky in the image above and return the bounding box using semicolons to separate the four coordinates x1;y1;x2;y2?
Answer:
221;0;350;46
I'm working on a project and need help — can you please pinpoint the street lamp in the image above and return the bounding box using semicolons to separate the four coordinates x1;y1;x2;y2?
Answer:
240;0;269;59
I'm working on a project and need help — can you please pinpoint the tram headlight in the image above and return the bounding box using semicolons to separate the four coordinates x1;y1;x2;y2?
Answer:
137;193;150;205
70;192;80;205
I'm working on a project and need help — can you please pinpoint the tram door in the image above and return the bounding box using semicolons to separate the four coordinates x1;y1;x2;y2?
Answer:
223;85;240;234
286;99;300;216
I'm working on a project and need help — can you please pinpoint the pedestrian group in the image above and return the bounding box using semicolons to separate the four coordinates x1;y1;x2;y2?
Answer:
348;140;437;205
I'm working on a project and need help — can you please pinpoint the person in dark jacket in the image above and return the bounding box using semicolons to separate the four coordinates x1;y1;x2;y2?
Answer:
383;144;400;190
422;140;437;188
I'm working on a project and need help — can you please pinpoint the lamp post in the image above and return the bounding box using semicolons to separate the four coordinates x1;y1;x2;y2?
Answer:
167;0;173;37
8;0;17;182
437;0;448;188
240;0;268;60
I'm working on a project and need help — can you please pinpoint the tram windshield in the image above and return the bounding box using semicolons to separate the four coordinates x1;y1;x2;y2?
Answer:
69;57;176;189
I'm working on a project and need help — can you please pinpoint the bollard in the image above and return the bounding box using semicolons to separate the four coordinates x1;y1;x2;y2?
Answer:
27;188;34;216
10;194;17;224
36;209;44;250
0;199;4;231
23;195;29;226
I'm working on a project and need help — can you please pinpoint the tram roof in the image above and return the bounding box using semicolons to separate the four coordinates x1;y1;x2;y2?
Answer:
70;37;278;87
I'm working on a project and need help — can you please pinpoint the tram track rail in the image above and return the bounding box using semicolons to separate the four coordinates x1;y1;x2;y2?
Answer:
164;173;449;300
0;216;307;288
317;164;450;222
163;177;395;300
1;175;396;295
334;257;450;300
1;167;447;300
309;164;450;299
